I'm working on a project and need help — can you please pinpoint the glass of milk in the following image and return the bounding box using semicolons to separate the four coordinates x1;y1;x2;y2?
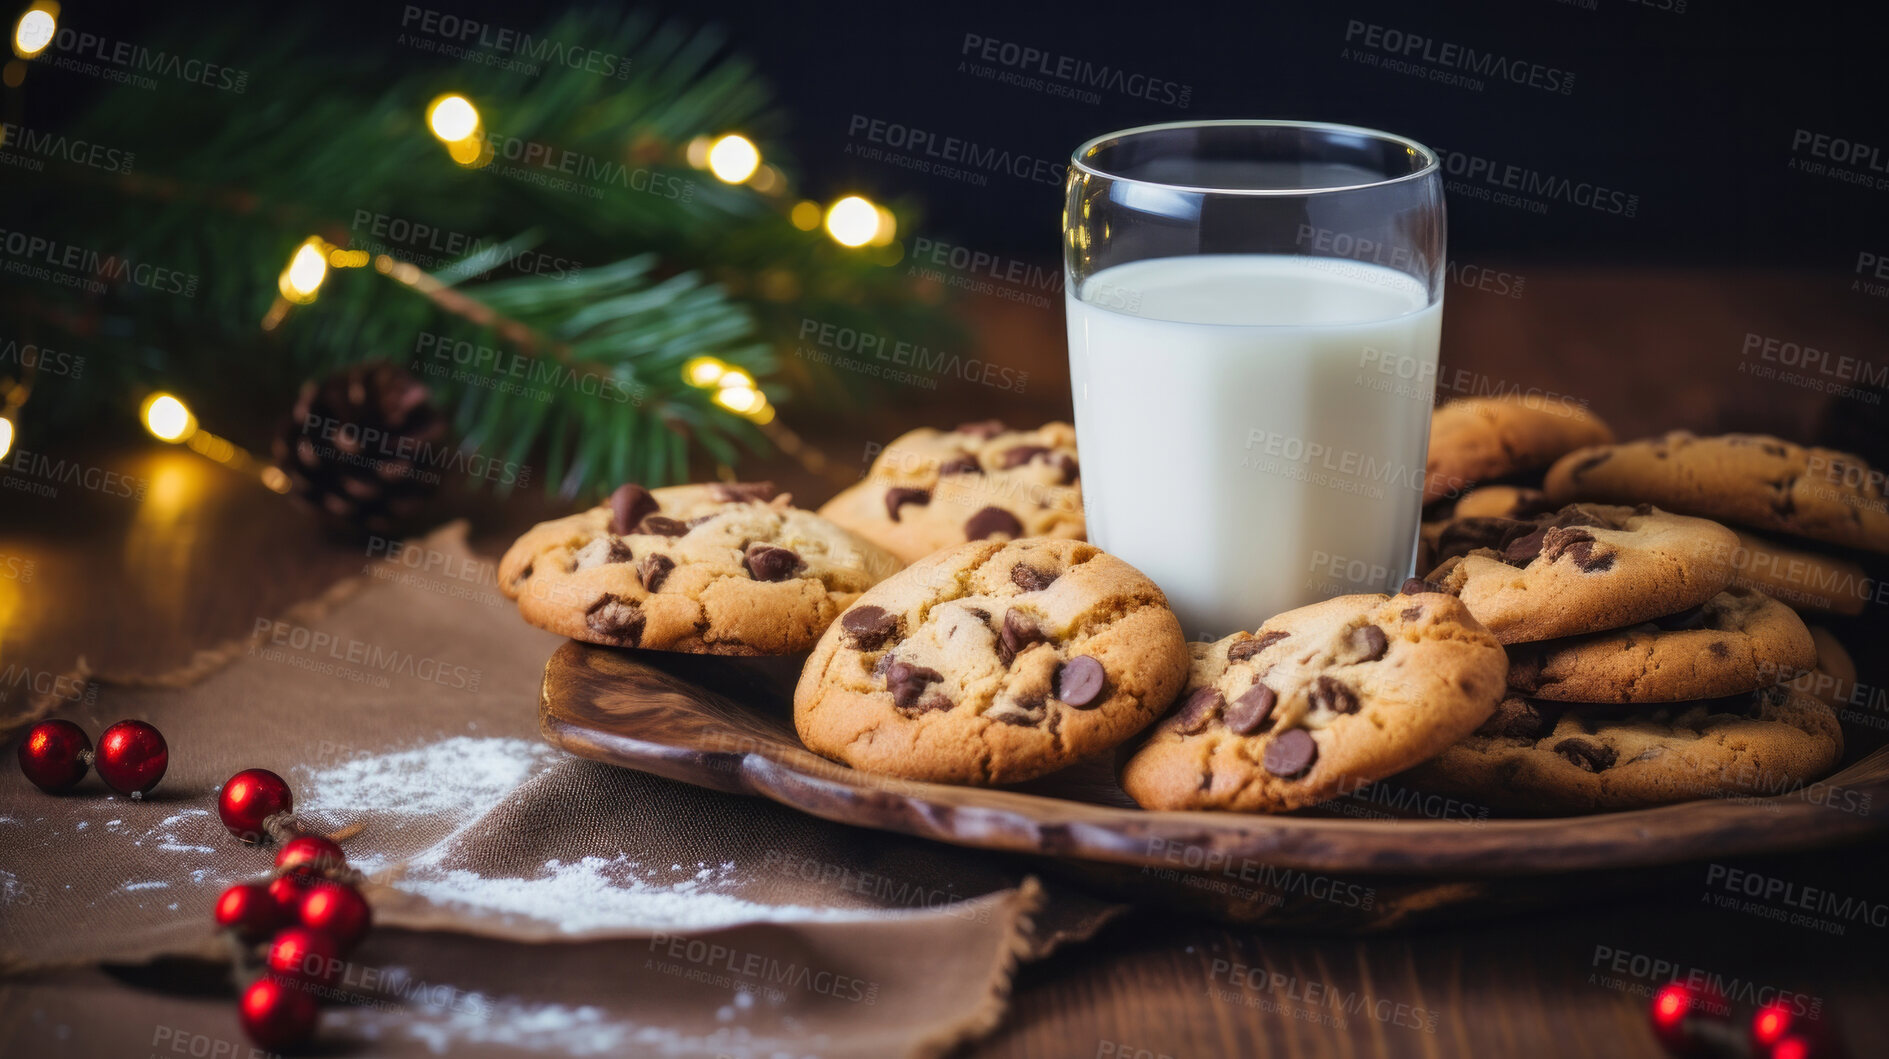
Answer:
1064;120;1444;640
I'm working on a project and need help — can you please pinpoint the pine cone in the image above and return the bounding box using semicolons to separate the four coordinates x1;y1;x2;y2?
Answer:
273;361;447;536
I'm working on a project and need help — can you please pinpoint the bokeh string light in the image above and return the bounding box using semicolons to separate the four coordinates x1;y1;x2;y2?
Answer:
10;2;56;60
140;392;289;492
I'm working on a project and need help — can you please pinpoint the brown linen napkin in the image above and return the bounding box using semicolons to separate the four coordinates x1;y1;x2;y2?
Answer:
0;522;1120;1058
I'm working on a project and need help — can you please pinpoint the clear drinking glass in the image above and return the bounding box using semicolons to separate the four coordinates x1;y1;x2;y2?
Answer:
1064;120;1445;640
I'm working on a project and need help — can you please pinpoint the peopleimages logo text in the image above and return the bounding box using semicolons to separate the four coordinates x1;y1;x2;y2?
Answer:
1343;21;1574;95
847;115;1067;186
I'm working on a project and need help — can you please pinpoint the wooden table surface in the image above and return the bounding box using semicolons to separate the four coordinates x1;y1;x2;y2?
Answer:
3;268;1886;1057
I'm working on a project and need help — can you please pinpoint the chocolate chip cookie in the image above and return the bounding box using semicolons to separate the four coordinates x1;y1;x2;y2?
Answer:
1544;432;1889;553
1119;588;1508;813
1404;688;1844;813
817;421;1084;563
793;539;1186;785
500;482;903;655
1425;503;1739;643
1506;586;1817;703
1425;396;1614;504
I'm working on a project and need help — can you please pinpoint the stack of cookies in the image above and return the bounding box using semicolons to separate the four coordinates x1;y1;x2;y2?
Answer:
1397;419;1882;813
497;405;1873;819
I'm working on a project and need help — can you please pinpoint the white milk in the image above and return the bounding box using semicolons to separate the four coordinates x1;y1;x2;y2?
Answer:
1067;254;1441;639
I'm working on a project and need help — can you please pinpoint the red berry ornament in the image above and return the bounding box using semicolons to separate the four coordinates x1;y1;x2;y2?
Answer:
299;882;372;952
238;976;318;1051
219;768;291;842
95;720;168;797
275;834;345;878
267;872;312;916
214;882;286;941
17;720;92;793
267;926;343;988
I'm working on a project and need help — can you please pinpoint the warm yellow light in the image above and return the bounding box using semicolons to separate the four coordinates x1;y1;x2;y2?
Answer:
12;7;54;60
683;356;727;388
279;238;328;303
142;394;196;443
684;136;711;169
446;135;490;168
790;201;822;231
825;196;879;247
716;367;756;390
749;165;780;194
713;385;762;415
706;135;760;184
0;415;12;461
427;95;480;142
260;466;292;494
869;205;898;247
749;401;776;425
326;248;370;269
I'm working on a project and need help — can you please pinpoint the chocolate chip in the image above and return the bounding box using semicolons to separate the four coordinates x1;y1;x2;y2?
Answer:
1055;655;1107;708
905;694;953;717
711;481;777;503
965;506;1023;541
1709;640;1730;658
872;651;897;680
1054;454;1080;484
1263;729;1318;778
1654;606;1709;631
1439;517;1535;563
1539;526;1596;562
1506;653;1542;693
639;554;674;592
938;455;982;476
1399;605;1423;620
743;544;802;582
1575;543;1614;572
1548;507;1609;530
609;483;659;535
955;419;1006;439
1309;676;1359;715
638;515;689;537
584;594;645;645
999;445;1052;469
1554;737;1617;773
840;605;901;650
1224;683;1276;735
998;609;1049;665
1227;630;1288;662
1502;528;1548;565
884;487;931;522
885;660;943;709
1401;577;1444;595
1476;698;1544;739
1011;564;1057;592
1172;687;1223;734
1350;625;1389;662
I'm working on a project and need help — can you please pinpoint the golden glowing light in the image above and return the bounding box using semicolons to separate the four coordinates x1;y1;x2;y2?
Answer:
141;394;196;443
260;466;292;494
683;356;728;388
790;201;822;231
0;415;12;461
326;248;370;269
749;164;780;194
279;238;329;303
12;5;55;60
825;196;880;247
706;134;760;184
716;367;756;391
684;136;711;169
427;94;480;142
446;135;491;168
870;204;898;247
713;385;762;415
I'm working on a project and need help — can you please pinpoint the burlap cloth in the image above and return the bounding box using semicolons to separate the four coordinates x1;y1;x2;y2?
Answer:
0;523;1121;1058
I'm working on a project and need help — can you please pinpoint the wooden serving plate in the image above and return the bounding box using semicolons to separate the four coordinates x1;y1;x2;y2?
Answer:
539;641;1889;929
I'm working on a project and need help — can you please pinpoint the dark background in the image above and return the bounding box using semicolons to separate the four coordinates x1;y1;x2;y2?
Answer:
49;0;1889;269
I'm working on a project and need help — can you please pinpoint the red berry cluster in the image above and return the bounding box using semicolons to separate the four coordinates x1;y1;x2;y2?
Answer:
17;718;168;797
213;771;374;1051
1651;981;1841;1058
